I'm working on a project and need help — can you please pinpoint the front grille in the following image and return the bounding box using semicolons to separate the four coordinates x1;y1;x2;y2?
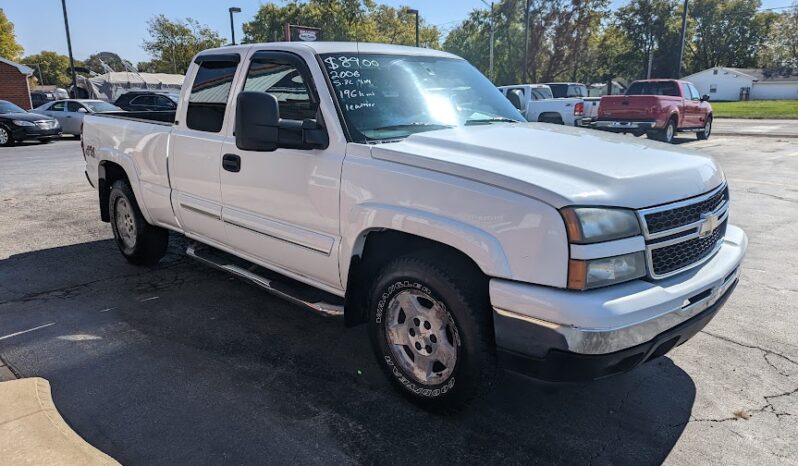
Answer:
645;187;728;234
639;184;729;278
35;120;57;129
651;220;727;275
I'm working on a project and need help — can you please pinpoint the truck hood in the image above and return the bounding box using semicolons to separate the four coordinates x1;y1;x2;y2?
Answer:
370;123;723;209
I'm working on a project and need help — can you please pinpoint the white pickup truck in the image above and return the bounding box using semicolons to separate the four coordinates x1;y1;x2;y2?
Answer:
498;84;586;126
82;42;747;412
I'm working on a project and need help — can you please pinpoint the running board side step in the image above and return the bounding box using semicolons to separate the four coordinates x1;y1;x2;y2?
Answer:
186;243;344;317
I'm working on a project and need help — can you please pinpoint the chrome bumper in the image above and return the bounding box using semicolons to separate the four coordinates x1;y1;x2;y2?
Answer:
491;225;747;356
595;120;656;130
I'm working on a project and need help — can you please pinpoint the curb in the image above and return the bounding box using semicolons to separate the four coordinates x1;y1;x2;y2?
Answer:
711;131;797;138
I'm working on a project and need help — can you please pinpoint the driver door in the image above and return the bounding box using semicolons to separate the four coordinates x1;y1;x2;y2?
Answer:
219;50;345;290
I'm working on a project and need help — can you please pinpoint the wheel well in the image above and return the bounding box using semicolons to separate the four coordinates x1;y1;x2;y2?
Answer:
98;161;129;222
538;112;564;123
343;229;487;327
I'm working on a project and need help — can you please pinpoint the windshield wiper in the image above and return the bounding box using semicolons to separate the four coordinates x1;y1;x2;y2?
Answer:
369;122;455;132
465;117;520;125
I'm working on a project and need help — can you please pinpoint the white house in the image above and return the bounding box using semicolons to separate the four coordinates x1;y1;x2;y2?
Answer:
683;67;798;101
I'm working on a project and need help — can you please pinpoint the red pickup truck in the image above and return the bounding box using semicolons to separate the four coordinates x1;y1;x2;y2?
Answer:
595;79;712;144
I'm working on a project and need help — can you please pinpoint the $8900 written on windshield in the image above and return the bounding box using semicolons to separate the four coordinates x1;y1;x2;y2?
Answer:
320;53;524;142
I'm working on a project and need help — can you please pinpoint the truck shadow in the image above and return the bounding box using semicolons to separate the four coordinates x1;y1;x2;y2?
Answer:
0;238;694;465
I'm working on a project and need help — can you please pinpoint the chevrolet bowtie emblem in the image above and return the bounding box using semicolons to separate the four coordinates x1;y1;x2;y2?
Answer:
698;212;720;238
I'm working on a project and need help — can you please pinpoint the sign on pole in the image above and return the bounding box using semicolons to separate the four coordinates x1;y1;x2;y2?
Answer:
283;24;322;42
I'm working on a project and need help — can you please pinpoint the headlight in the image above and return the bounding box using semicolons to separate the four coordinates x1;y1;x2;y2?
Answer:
561;207;641;244
12;120;35;127
51;119;60;126
568;252;646;290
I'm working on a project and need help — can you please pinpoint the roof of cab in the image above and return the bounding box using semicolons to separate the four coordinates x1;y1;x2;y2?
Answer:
197;42;462;60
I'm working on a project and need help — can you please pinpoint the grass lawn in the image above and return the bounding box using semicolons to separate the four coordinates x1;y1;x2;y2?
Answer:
711;100;798;119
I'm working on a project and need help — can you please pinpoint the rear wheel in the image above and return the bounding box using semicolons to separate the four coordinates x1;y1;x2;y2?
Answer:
0;125;13;147
109;180;168;266
368;253;496;413
697;117;712;140
650;118;677;144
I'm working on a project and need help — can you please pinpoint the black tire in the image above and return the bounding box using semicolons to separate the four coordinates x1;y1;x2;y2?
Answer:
368;253;496;413
697;116;712;140
40;139;53;144
649;117;677;144
0;125;14;147
109;180;168;266
539;115;564;125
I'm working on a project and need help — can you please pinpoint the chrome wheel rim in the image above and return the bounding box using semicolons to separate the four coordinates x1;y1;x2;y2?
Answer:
704;120;711;137
0;128;8;145
384;289;459;385
115;197;137;250
666;123;674;141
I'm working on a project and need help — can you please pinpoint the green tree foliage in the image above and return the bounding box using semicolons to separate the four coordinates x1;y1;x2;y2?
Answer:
20;51;75;87
241;0;440;47
84;52;128;73
444;0;609;85
686;0;773;74
0;8;24;60
759;7;798;73
141;15;225;74
445;0;782;85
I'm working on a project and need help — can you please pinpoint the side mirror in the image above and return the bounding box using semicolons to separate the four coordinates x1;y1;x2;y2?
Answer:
77;107;88;113
506;89;524;110
701;94;710;102
235;91;328;152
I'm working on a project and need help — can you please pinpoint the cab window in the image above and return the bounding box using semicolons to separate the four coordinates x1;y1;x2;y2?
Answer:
186;60;239;132
243;59;317;121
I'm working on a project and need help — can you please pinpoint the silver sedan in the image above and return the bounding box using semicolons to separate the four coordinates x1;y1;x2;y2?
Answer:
34;99;121;136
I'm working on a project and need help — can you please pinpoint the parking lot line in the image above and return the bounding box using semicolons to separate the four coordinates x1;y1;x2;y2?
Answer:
0;322;56;341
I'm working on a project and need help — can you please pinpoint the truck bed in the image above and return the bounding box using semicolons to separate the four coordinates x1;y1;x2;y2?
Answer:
95;110;176;125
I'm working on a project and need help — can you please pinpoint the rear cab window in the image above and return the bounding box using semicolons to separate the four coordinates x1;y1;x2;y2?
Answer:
626;81;680;97
186;56;240;132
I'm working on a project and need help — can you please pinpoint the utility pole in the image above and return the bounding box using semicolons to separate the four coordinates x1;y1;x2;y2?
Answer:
677;0;689;77
523;0;530;82
480;0;495;80
229;7;241;45
60;0;77;97
406;9;420;47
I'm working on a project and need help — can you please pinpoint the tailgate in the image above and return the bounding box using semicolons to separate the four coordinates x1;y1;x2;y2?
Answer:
599;95;661;120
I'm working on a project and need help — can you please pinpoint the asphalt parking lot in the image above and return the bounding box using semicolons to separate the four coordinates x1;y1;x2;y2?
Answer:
1;134;796;465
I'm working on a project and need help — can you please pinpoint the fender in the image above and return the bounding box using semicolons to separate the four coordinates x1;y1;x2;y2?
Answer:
96;149;155;224
339;202;512;289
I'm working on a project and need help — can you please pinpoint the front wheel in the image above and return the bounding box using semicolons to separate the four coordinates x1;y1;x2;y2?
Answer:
697;117;712;140
368;253;496;413
109;180;168;265
0;125;14;147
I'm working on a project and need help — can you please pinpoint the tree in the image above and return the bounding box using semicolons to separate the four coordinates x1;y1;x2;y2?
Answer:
20;51;74;87
241;0;439;47
759;7;798;74
0;8;23;60
84;52;128;73
685;0;773;74
613;0;683;79
141;15;225;74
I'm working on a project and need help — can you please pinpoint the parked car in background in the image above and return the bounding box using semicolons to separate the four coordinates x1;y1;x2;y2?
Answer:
0;100;61;146
543;82;600;123
499;84;585;126
82;42;745;412
114;91;179;112
30;91;56;109
35;99;121;136
595;79;712;144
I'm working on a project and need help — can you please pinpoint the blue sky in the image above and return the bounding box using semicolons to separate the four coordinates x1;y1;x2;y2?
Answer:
3;0;791;65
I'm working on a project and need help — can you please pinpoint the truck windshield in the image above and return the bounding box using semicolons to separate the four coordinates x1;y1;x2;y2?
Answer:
626;81;680;97
320;53;524;142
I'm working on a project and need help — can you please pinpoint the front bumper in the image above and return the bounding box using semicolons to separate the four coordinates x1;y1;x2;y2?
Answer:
594;120;656;132
491;224;747;381
10;125;62;141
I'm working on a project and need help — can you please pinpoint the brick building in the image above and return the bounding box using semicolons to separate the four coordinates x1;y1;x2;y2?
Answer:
0;57;34;110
